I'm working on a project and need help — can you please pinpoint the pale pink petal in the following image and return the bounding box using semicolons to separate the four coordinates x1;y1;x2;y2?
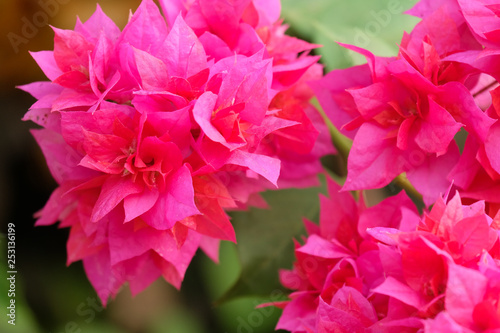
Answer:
226;150;280;186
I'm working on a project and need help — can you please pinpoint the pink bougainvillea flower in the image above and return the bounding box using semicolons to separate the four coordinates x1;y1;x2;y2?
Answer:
423;254;500;332
367;190;500;331
276;177;419;332
446;87;500;208
22;0;329;304
275;182;500;333
312;9;495;205
455;0;500;48
155;0;333;189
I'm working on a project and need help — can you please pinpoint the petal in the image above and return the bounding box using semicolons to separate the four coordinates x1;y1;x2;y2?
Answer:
91;176;144;222
142;165;200;229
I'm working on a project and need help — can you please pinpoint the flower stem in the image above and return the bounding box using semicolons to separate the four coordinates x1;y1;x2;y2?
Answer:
393;173;424;204
314;99;424;205
313;98;352;161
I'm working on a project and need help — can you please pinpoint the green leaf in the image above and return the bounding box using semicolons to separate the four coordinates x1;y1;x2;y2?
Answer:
218;175;327;303
281;0;421;70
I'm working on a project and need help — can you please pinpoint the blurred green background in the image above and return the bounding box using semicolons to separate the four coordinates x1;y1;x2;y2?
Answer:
0;0;418;332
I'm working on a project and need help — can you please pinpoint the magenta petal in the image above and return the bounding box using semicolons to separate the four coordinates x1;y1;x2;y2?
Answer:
213;53;271;125
123;188;160;222
91;176;144;222
31;128;94;183
133;48;170;90
373;276;427;309
193;91;227;144
199;236;220;263
276;291;318;331
118;0;168;54
457;0;500;44
448;136;481;189
252;0;281;27
445;263;488;328
319;178;358;241
18;81;63;100
160;14;207;78
407;142;460;206
142;165;199;230
76;4;121;42
348;82;393;119
343;123;407;191
197;0;247;47
366;227;400;246
199;32;233;60
144;107;192;152
297;234;352;259
67;222;102;266
358;190;417;238
35;185;74;226
121;252;162;296
226;150;280;186
30;51;63;81
317;287;378;330
310;64;371;140
272;55;320;89
158;0;186;27
424;312;473;333
453;215;491;261
83;248;124;305
415;98;462;155
235;63;271;125
437;82;496;143
407;0;461;20
484;122;500;175
52;90;98;111
108;217;170;265
52;27;93;73
157;229;201;287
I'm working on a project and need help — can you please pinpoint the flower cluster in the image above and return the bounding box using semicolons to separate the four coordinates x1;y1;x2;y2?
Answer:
274;0;500;331
276;178;500;332
312;0;500;206
21;0;332;304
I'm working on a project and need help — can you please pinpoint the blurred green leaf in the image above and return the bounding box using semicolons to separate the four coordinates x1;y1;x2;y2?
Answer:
149;308;207;333
218;176;327;302
281;0;420;70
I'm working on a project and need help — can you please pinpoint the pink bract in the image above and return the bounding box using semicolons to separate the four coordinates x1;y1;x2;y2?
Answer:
312;0;496;206
277;180;500;332
276;177;419;332
22;0;332;304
